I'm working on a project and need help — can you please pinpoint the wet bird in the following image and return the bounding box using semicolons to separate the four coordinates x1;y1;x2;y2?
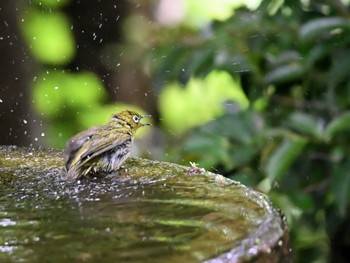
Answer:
64;110;151;181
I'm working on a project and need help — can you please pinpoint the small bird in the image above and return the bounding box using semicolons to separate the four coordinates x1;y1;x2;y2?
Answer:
64;110;151;181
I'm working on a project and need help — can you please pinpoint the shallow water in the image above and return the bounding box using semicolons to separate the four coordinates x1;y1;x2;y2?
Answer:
0;147;269;263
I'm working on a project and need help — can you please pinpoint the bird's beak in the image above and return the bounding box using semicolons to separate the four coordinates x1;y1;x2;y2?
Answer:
140;115;152;126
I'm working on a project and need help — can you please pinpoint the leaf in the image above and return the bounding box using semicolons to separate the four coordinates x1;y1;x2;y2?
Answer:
266;138;307;183
153;45;190;86
182;133;230;169
205;113;255;145
324;112;350;139
286;112;320;137
305;42;337;69
159;70;248;134
299;17;350;43
64;72;106;109
32;0;70;8
331;158;350;217
268;192;303;226
188;49;215;77
32;70;106;117
268;51;302;67
265;64;303;84
184;0;249;28
328;51;350;87
20;7;75;64
289;191;314;212
228;145;257;169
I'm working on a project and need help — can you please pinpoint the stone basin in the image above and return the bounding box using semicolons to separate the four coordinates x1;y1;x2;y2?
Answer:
0;146;290;262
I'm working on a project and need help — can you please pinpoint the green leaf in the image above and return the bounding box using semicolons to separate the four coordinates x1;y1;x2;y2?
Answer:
32;70;106;117
228;145;257;169
204;112;256;145
324;112;350;139
183;0;256;29
64;72;106;109
159;70;249;134
266;138;307;182
305;44;333;69
268;192;303;226
20;7;75;65
289;191;314;212
187;49;214;77
267;0;284;15
153;45;190;85
183;133;230;169
265;64;303;84
331;158;350;217
268;51;302;67
299;17;350;43
32;0;71;8
328;51;350;87
286;112;320;137
32;71;69;117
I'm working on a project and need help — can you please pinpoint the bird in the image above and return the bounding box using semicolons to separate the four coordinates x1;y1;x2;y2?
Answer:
64;110;151;181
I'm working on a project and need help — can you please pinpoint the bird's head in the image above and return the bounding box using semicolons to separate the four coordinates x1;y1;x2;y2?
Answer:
111;110;151;130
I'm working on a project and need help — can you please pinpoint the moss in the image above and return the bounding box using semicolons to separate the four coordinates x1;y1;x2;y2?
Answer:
0;145;290;262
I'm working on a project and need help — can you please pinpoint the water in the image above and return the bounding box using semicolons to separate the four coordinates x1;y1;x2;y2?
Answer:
0;146;273;263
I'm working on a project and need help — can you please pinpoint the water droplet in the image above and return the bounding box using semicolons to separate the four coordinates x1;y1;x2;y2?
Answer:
41;132;45;137
0;218;16;227
23;119;28;124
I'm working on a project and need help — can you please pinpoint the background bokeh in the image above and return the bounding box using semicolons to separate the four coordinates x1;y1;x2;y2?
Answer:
1;0;350;262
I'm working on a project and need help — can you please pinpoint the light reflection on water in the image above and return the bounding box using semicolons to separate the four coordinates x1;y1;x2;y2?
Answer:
0;153;265;263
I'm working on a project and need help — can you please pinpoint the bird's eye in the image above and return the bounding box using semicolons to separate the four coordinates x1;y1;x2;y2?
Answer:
133;115;140;123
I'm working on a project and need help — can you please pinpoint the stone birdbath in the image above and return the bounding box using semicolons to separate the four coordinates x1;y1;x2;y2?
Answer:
0;146;290;262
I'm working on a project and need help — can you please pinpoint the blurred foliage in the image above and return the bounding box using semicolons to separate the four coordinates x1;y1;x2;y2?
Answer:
159;70;249;133
180;0;261;28
152;0;350;262
31;68;149;147
20;6;75;64
19;0;149;147
33;70;106;118
31;0;71;9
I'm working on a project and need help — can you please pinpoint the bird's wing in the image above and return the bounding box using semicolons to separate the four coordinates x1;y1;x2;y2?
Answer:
64;126;100;170
79;132;132;163
65;132;132;180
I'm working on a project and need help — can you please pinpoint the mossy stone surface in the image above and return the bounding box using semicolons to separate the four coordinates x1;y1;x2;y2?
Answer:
0;145;290;262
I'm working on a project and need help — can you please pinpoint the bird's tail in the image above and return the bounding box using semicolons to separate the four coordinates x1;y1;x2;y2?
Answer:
64;164;82;182
64;164;92;182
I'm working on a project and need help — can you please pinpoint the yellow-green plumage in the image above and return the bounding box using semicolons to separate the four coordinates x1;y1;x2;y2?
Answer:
64;110;150;181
